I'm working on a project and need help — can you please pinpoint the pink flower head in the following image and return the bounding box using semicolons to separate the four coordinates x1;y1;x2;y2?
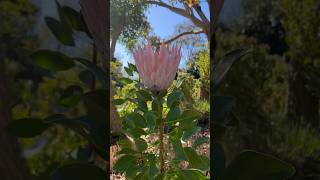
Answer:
133;43;181;91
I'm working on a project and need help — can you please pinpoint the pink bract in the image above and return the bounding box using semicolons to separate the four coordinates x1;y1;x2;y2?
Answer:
133;43;182;91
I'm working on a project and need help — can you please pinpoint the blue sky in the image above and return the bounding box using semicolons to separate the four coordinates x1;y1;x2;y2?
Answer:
114;1;209;69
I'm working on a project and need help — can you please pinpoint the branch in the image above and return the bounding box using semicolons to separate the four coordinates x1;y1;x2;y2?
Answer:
213;0;225;27
160;30;205;45
147;1;189;18
193;4;210;27
147;0;204;29
183;3;206;30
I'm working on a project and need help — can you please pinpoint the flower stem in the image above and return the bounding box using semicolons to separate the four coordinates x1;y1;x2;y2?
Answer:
157;95;165;173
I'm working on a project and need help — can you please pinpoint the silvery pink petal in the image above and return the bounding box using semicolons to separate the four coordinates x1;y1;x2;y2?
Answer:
150;49;157;84
156;45;169;89
133;43;181;91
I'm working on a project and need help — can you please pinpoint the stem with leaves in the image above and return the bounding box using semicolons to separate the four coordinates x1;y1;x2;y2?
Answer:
157;94;165;173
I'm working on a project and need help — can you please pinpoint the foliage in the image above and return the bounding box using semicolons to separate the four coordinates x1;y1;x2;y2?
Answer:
173;22;207;55
281;0;320;58
268;122;320;161
0;0;37;36
113;67;210;179
214;31;284;147
0;0;40;85
5;2;108;179
210;29;295;180
240;0;287;55
216;2;320;177
194;47;210;97
110;27;296;179
2;0;302;179
110;0;150;51
193;100;209;114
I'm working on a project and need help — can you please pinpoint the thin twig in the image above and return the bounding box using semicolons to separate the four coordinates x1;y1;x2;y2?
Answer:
159;30;205;45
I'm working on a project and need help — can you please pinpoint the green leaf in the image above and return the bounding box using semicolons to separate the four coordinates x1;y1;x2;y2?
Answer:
5;118;49;138
118;148;137;155
179;109;201;130
129;128;148;138
73;58;108;88
171;139;187;161
133;165;151;180
113;155;137;174
51;117;99;158
170;128;183;140
134;172;149;180
177;169;208;180
167;91;184;108
148;154;159;177
184;147;209;171
213;96;235;124
200;155;210;171
126;113;146;128
155;173;165;180
31;50;74;71
63;85;83;96
59;85;83;107
136;90;152;101
135;138;148;152
60;94;81;107
221;150;295;180
213;48;251;89
112;98;126;105
145;111;157;131
126;165;141;178
125;66;133;76
152;99;160;113
180;109;201;122
128;63;138;72
60;6;86;31
48;117;93;145
192;137;209;149
167;106;181;123
212;142;225;179
51;163;106;180
118;139;134;149
119;77;134;85
45;17;74;46
78;70;94;87
182;127;201;141
170;130;187;161
137;99;148;112
44;114;68;124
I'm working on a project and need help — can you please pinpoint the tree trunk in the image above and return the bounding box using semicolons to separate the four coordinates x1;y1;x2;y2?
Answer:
80;0;123;135
110;29;122;59
0;61;32;180
286;58;319;127
110;83;122;134
110;36;117;59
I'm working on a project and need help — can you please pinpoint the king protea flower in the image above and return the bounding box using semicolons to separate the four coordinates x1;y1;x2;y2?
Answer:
133;43;181;92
